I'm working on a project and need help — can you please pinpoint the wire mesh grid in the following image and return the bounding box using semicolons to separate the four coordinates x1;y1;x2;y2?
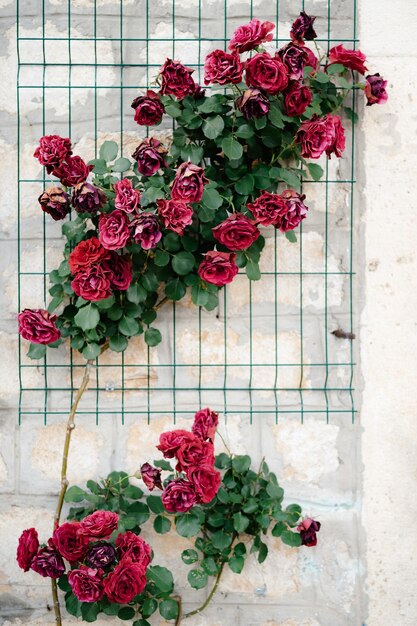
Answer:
17;0;357;425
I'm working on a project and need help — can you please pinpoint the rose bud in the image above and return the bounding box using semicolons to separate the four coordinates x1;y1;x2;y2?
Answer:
157;430;196;458
295;114;345;159
114;178;140;214
18;309;61;344
176;438;215;472
31;546;65;578
364;73;388;106
204;50;243;86
297;517;321;547
116;531;152;567
277;43;309;81
212;213;260;251
102;252;132;291
131;89;165;126
68;566;104;602
228;18;275;53
159;58;196;100
161;479;197;513
140;462;163;491
198;250;239;287
276;190;309;232
236;88;270;120
192;407;219;441
284;81;313;117
34;135;72;173
290;11;317;44
52;522;89;563
131;212;162;250
104;557;147;603
187;465;222;504
327;44;367;75
157;199;193;235
54;155;93;187
71;182;106;214
245;52;289;95
86;542;117;569
69;237;110;275
78;510;119;540
98;209;130;250
71;265;112;301
171;162;208;204
132;137;168;177
38;186;70;221
16;528;39;572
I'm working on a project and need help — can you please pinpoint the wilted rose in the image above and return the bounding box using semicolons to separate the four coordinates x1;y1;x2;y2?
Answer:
16;528;39;572
54;155;93;187
38;186;70;221
34;135;72;173
53;522;89;563
171;162;208;204
296;114;345;159
71;182;106;214
284;81;312;116
192;407;219;441
235;88;270;120
187;465;221;504
198;251;239;286
161;479;197;513
204;50;243;86
247;191;287;226
159;58;196;100
114;178;140;213
328;44;367;74
229;18;275;53
68;567;105;602
131;89;165;126
69;237;110;275
212;213;260;251
31;546;65;578
297;517;321;547
290;12;317;44
98;209;131;250
277;43;309;80
140;462;163;491
78;510;119;540
276;190;309;232
364;73;388;106
131;212;162;250
18;309;61;344
157;199;193;235
102;252;132;291
71;265;112;301
132;138;168;177
86;542;117;569
104;557;147;603
245;52;289;95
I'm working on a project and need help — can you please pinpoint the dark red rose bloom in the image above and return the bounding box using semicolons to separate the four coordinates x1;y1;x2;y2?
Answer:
68;566;105;602
140;462;163;491
364;73;388;106
69;237;110;275
212;213;260;251
229;18;275;53
297;517;321;547
278;43;309;81
187;465;221;504
171;162;208;204
102;252;132;291
204;50;243;86
157;430;196;458
245;52;289;95
192;408;219;441
31;547;65;578
54;156;93;188
18;309;61;344
53;522;89;563
159;58;196;100
198;251;239;286
98;209;130;251
131;89;165;126
86;542;117;569
71;182;106;214
131;212;162;250
116;532;152;568
161;479;197;513
290;12;317;44
71;265;112;301
176;438;215;472
247;191;287;226
114;178;140;214
34;135;72;173
296;114;345;159
38;186;70;221
193;84;206;98
328;44;367;74
284;81;313;117
16;528;39;572
157;199;193;235
104;557;147;603
276;190;309;232
236;88;270;120
78;510;119;540
132;137;168;177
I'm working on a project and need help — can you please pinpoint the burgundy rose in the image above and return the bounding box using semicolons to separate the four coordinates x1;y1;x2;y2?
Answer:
102;253;132;291
290;12;317;44
236;88;270;120
159;58;196;100
198;251;239;287
245;52;289;95
171;162;208;204
78;510;119;540
98;209;130;250
176;438;215;472
157;199;193;235
38;186;70;221
104;557;147;603
131;212;162;250
18;309;61;344
53;522;89;563
278;43;309;81
192;407;219;441
328;44;367;75
157;430;196;458
54;156;93;188
229;18;275;53
71;265;112;301
212;213;260;251
131;90;165;126
69;237;110;275
31;547;65;578
161;479;197;513
204;50;243;86
247;191;287;226
187;465;221;504
116;532;152;568
34;135;72;173
71;182;106;214
68;566;105;602
302;45;319;72
276;190;309;232
296;114;345;159
140;462;163;491
114;178;140;214
284;81;313;117
132;138;168;177
364;73;388;106
86;542;117;569
16;528;39;572
297;517;321;547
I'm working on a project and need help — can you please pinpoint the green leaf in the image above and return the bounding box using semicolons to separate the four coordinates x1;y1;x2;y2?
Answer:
258;541;268;563
89;158;108;175
285;230;297;244
58;575;71;592
202;187;223;210
119;316;140;336
144;327;162;347
233;512;250;533
165;278;186;301
165;100;182;118
211;530;232;551
188;568;208;589
118;606;135;620
133;620;151;626
245;258;261;281
82;343;101;360
344;106;359;124
267;482;284;499
172;251;195;275
228;555;244;573
64;485;86;502
154;515;171;534
96;295;115;310
74;304;100;331
234;542;247;556
273;167;301;189
313;71;330;84
268;102;284;129
109;333;128;352
222;136;243;160
112;157;131;172
140;187;165;206
326;62;345;75
181;549;199;565
65;594;81;617
27;343;47;360
142;271;159;292
307;163;324;181
198;96;224;114
175;513;201;538
147;565;174;593
235;174;254;195
281;530;302;547
201;557;219;575
154;249;170;267
142;598;158;618
232;455;251;473
154;459;173;471
100;140;118;162
127;283;147;304
159;598;179;620
146;495;164;514
271;521;286;537
235;123;254;139
202;115;225;140
191;283;209;307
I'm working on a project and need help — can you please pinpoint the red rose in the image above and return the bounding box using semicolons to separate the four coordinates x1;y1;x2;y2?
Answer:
78;510;119;540
301;45;318;72
31;546;65;578
198;251;238;286
176;438;215;471
187;465;221;504
98;209;130;250
157;429;196;458
16;528;39;572
161;479;197;513
284;81;313;117
204;50;243;86
102;253;132;291
132;137;168;177
171;162;208;204
34;135;72;173
71;265;112;301
245;52;289;95
53;522;89;563
229;18;275;53
116;532;152;568
247;191;287;226
104;557;147;603
38;186;70;221
235;88;270;120
131;90;165;126
72;182;106;214
18;309;61;344
278;43;309;81
297;517;321;547
114;178;140;213
54;156;93;188
290;12;317;44
68;566;104;602
276;190;309;232
212;213;260;251
364;73;388;106
69;237;110;274
328;44;367;75
157;199;193;235
192;408;219;441
140;463;163;491
296;114;346;159
159;58;196;100
131;212;162;250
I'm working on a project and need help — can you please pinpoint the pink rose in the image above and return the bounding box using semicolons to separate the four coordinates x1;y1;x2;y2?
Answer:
132;137;168;177
140;462;163;491
131;212;162;250
16;528;39;572
102;253;132;291
34;135;72;173
53;522;89;563
229;18;275;53
159;58;196;100
31;546;65;578
104;557;147;603
131;90;165;126
171;162;208;204
276;190;309;232
198;251;239;286
296;114;346;159
18;309;61;345
71;265;112;301
297;517;321;547
78;510;119;540
54;156;93;188
114;178;140;213
204;50;243;86
68;567;104;602
290;12;317;44
284;81;313;117
157;199;193;235
247;191;287;226
277;43;309;80
161;479;197;513
328;44;367;74
176;438;215;472
69;237;110;274
212;213;260;251
187;465;221;504
364;73;388;106
245;52;289;95
98;209;130;250
116;531;152;568
157;430;196;458
192;407;219;441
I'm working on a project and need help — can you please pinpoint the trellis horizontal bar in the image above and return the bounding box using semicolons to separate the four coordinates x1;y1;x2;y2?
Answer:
18;37;359;43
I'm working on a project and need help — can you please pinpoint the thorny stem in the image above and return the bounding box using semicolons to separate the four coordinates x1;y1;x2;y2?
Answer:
174;595;183;626
183;563;225;619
